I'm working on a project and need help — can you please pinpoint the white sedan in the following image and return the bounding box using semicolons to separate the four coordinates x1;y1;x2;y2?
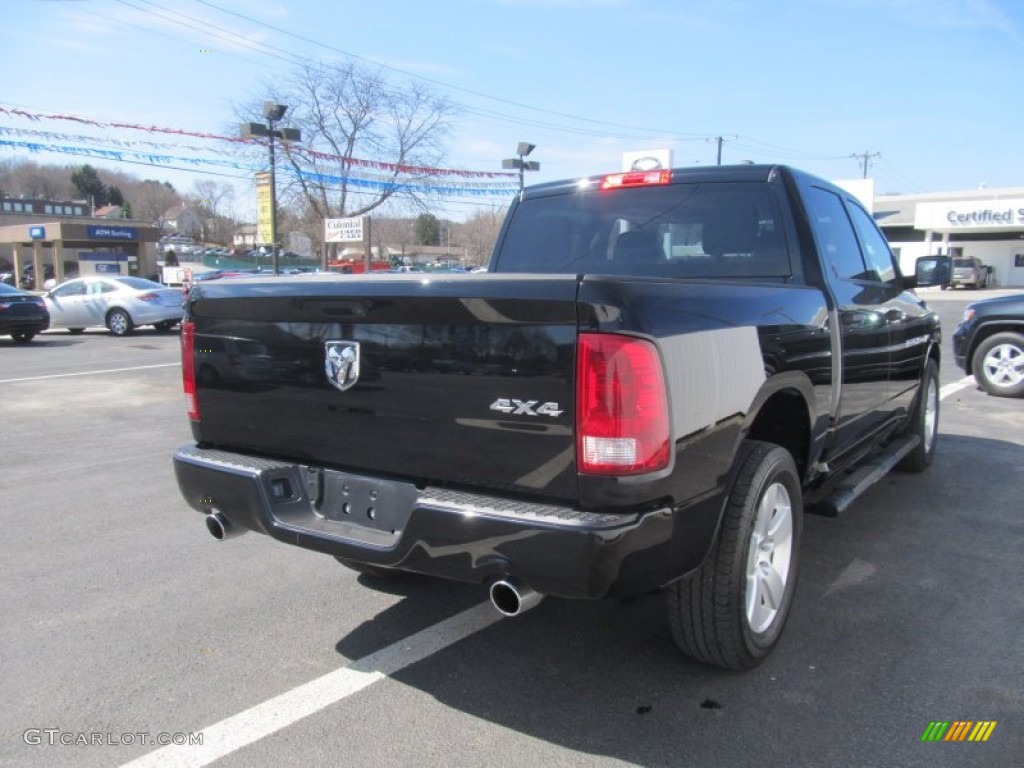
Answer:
44;276;184;336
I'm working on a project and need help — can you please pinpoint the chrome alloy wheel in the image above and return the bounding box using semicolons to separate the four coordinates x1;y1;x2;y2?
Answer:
745;481;794;634
981;343;1024;389
108;311;131;336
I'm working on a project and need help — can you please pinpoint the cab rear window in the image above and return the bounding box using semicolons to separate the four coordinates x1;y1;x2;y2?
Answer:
495;182;791;279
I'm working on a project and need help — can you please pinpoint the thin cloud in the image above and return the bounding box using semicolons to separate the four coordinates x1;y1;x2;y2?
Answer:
836;0;1019;38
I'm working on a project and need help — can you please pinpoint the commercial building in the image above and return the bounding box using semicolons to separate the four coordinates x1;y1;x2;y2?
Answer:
875;186;1024;288
0;199;160;288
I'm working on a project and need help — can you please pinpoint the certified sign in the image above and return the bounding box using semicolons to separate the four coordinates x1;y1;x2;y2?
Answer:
325;217;365;243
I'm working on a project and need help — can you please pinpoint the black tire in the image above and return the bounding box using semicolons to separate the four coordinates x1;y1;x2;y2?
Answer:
106;308;134;337
897;358;940;472
334;557;401;579
67;328;85;335
666;441;802;670
972;332;1024;398
154;320;177;333
11;331;35;343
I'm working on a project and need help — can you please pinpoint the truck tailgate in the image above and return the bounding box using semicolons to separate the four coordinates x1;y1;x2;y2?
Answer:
187;274;579;501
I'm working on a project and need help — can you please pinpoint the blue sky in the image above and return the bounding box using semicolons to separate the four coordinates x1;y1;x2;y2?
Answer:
3;0;1023;219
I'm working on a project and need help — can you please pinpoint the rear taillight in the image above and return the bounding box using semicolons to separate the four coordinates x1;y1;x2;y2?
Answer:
576;333;670;475
137;292;159;302
181;320;199;420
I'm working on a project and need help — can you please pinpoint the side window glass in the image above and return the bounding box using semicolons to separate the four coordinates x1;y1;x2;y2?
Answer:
53;282;85;298
805;187;869;281
847;202;897;284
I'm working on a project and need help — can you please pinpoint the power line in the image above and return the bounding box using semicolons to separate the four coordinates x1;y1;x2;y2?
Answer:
83;0;868;172
185;0;715;141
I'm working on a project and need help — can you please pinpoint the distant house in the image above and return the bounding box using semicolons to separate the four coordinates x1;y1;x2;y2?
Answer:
233;224;257;250
161;203;204;238
93;205;124;219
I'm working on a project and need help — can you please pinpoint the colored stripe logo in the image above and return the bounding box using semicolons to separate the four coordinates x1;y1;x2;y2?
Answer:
921;721;997;742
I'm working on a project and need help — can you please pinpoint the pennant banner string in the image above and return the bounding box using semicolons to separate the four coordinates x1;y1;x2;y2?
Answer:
0;105;518;180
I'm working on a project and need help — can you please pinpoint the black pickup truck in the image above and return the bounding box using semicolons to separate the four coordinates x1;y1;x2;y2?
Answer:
173;165;943;669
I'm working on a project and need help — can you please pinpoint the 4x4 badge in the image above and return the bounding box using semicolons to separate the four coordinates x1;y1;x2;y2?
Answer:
325;341;360;392
489;398;563;417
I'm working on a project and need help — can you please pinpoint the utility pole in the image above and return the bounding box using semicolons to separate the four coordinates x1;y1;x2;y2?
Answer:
708;136;735;165
851;150;880;179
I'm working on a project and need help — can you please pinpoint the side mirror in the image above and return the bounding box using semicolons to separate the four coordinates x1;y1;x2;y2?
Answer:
911;255;951;289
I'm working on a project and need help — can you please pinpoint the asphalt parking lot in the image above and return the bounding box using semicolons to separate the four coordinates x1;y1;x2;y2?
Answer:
1;292;1021;768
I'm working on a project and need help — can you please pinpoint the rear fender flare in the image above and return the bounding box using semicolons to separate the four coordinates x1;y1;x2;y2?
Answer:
737;371;817;478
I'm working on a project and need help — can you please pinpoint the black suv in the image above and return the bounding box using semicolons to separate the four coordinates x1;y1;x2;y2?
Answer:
953;293;1024;397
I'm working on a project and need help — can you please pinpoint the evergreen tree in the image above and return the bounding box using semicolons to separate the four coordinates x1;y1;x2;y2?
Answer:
71;164;107;207
415;213;440;246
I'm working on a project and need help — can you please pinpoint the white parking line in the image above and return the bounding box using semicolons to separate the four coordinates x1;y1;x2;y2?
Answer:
940;375;975;401
119;601;502;768
0;363;179;384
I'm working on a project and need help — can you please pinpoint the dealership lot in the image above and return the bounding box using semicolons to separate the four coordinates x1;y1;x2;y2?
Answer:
1;295;1021;768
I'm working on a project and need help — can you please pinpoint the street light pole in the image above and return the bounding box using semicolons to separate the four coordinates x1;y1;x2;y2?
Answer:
240;103;301;276
267;113;279;275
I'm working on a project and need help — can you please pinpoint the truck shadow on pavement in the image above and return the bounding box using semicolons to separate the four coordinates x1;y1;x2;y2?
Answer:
330;434;1023;768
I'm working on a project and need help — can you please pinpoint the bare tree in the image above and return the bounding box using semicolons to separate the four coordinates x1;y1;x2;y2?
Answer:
370;217;417;263
190;180;238;244
0;159;77;200
454;206;508;266
243;60;459;222
133;179;179;228
191;180;234;219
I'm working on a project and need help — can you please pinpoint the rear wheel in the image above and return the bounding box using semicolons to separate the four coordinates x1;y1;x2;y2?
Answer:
11;331;35;343
897;358;939;472
154;320;177;332
972;332;1024;398
106;308;134;337
666;441;802;669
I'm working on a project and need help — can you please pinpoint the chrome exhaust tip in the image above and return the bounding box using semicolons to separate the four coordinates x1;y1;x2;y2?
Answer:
205;512;245;541
489;578;543;617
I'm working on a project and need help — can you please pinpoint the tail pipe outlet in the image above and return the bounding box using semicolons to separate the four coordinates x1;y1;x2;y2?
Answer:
489;578;544;617
205;511;246;541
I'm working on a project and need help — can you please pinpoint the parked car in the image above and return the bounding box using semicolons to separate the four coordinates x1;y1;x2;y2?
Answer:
0;282;49;342
43;276;184;336
953;292;1024;397
19;263;54;290
950;257;991;289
